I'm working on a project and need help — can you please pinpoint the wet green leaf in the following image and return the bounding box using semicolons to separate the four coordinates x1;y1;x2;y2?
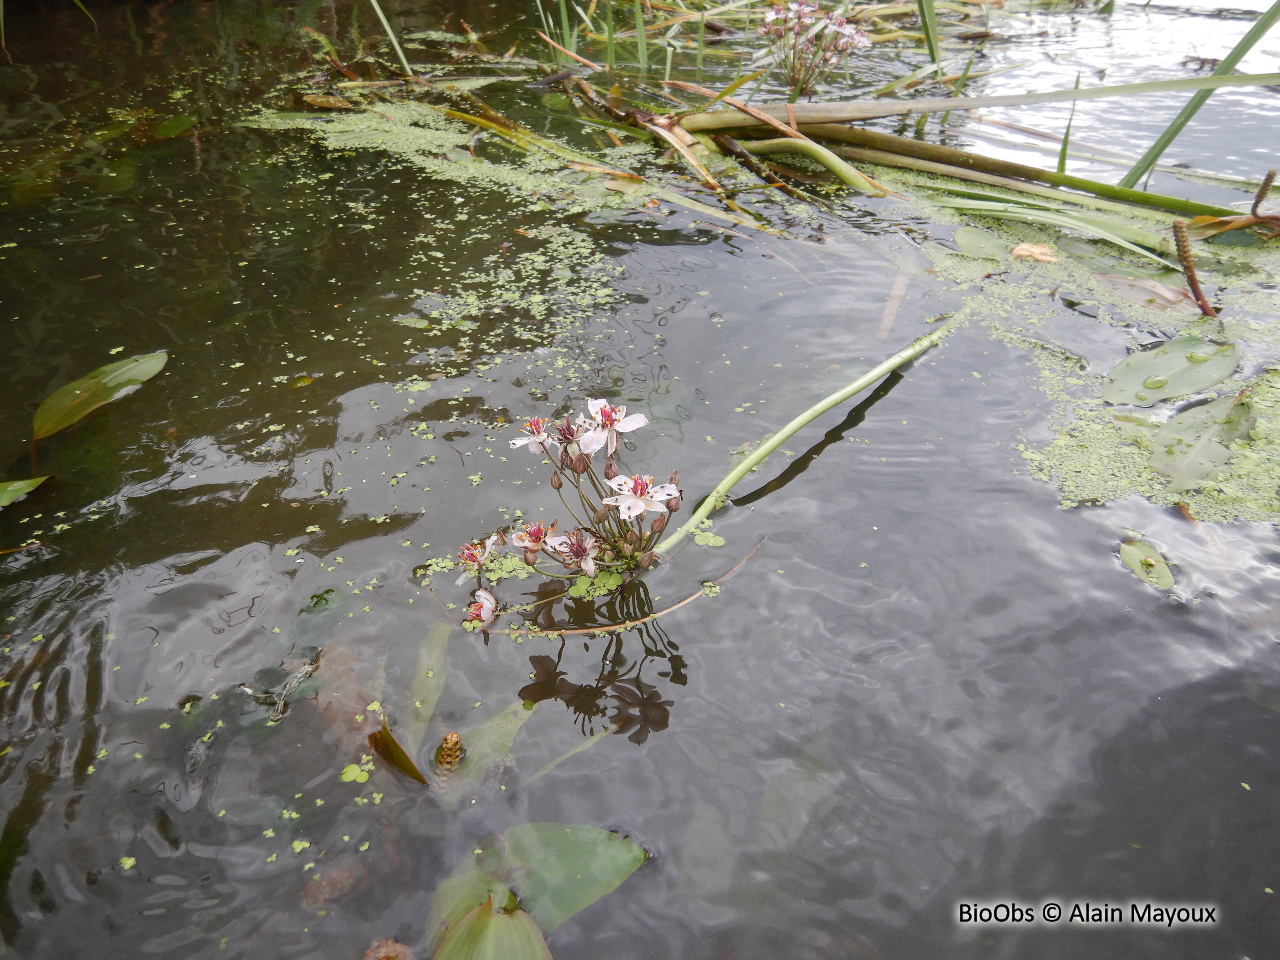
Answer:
496;823;647;933
369;719;428;784
951;226;1007;260
1112;413;1158;444
431;898;552;960
1119;540;1174;590
1149;394;1254;492
33;351;168;440
0;477;48;508
153;115;196;139
1102;337;1238;407
424;864;513;956
402;622;450;757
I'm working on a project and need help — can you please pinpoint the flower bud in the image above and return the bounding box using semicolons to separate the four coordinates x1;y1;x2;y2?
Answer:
559;448;572;469
649;514;667;534
571;454;590;475
602;549;614;562
666;469;679;487
666;495;682;513
524;549;538;566
626;529;641;546
550;472;563;490
638;551;659;569
593;505;611;524
604;459;619;481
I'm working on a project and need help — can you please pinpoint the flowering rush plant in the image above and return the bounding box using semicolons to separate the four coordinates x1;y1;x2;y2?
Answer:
759;1;869;102
454;399;682;630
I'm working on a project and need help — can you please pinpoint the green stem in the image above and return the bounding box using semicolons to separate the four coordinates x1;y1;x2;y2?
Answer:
805;124;1239;217
656;323;956;556
738;137;882;194
366;0;414;77
1119;0;1280;188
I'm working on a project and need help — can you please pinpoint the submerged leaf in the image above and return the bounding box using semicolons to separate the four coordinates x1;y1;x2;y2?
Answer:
369;719;428;784
0;477;48;508
33;352;168;440
434;702;536;803
1102;337;1238;407
1149;394;1255;492
1112;413;1158;444
951;226;1007;260
303;95;359;110
496;824;647;933
431;898;552;960
153;115;197;139
1119;540;1174;590
1093;273;1195;312
402;622;450;757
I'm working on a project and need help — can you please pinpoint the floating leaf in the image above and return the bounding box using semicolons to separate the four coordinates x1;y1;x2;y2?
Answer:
1119;540;1174;590
1093;273;1195;312
33;351;168;440
424;864;513;956
951;226;1007;260
153;115;196;139
495;824;647;933
402;622;450;757
303;94;358;110
369;719;428;784
1101;337;1238;407
0;477;48;508
1149;394;1254;492
431;898;552;960
289;375;314;389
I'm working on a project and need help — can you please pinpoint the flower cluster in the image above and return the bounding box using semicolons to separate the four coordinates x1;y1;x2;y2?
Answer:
457;399;682;629
760;1;869;101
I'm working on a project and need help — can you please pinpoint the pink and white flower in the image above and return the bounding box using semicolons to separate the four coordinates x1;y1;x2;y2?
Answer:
465;588;497;627
603;474;680;521
509;417;551;454
579;399;648;456
512;521;556;552
547;528;602;578
455;533;500;584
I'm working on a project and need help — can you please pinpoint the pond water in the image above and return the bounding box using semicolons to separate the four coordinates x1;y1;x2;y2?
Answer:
3;1;1280;958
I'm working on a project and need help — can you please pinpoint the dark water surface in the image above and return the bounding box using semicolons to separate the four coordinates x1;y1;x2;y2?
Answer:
3;2;1280;959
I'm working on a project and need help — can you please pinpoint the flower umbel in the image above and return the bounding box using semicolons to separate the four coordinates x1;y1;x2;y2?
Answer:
579;399;649;456
456;533;500;584
603;474;680;521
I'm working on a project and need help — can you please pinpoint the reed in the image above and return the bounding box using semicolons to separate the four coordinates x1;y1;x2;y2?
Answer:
635;0;648;72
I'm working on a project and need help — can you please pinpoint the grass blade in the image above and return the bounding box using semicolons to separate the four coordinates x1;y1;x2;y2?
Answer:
634;0;648;72
366;0;414;77
1119;0;1280;188
915;0;943;71
1057;72;1081;175
606;0;616;71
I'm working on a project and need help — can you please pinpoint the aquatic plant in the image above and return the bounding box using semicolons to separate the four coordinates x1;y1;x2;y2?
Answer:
758;1;869;102
453;399;681;633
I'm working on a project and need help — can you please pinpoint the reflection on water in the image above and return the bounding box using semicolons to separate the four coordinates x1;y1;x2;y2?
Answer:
3;1;1280;958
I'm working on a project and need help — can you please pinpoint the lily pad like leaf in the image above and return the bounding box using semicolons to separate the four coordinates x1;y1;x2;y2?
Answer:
424;863;513;957
0;477;48;508
431;898;552;960
369;719;428;784
1102;337;1237;407
1149;394;1255;492
1119;540;1174;590
34;351;168;440
495;823;647;933
951;226;1008;260
1093;273;1195;312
